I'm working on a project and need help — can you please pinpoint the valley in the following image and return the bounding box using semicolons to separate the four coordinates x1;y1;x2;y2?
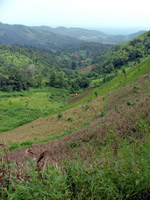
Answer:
0;23;150;199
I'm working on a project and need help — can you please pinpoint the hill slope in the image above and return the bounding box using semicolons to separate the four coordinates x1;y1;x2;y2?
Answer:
34;26;145;44
91;31;150;77
0;22;145;48
1;59;150;199
1;57;150;146
1;50;150;199
0;22;83;49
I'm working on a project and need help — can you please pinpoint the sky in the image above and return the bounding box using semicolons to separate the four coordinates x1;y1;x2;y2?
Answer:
0;0;150;34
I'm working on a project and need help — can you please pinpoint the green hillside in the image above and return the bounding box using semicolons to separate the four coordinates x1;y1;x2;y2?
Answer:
1;26;150;200
0;42;111;93
90;31;150;77
0;22;145;48
34;25;145;44
61;57;150;109
1;54;150;199
0;22;83;49
0;31;150;134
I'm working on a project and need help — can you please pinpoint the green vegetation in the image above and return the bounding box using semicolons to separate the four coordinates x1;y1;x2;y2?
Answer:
1;24;150;199
1;68;150;199
1;54;150;133
0;87;70;133
0;42;110;93
0;22;82;49
90;31;150;78
2;132;150;200
0;22;145;46
59;56;150;112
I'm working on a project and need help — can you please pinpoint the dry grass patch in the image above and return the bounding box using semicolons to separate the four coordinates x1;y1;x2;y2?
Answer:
0;96;104;145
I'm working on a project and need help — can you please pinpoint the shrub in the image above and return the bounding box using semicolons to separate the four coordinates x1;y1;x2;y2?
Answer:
67;117;73;122
127;101;132;106
8;143;19;151
84;105;89;111
58;113;62;119
94;91;98;97
133;86;139;93
99;111;105;117
20;141;33;147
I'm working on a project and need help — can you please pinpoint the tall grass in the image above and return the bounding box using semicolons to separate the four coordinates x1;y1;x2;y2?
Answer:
1;129;150;200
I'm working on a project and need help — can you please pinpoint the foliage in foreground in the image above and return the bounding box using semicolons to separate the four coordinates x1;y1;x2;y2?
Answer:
1;127;150;200
1;59;150;199
1;83;150;200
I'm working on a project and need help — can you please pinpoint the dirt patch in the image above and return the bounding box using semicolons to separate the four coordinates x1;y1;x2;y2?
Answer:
68;89;93;104
78;64;96;73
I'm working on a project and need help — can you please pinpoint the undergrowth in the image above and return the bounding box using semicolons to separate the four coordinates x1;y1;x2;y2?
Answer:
1;61;150;199
1;127;150;200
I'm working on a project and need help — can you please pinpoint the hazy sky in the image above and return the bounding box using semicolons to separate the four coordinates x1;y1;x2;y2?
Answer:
0;0;150;32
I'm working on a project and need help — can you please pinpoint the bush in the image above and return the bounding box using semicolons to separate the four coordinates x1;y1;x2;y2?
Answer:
58;113;62;119
8;143;19;151
20;141;33;147
133;86;139;93
83;105;89;111
67;117;73;122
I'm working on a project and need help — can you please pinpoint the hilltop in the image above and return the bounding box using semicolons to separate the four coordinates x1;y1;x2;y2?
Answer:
0;22;145;48
33;26;145;44
0;22;82;49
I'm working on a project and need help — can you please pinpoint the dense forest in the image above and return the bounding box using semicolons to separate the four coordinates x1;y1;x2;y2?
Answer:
0;42;111;92
90;31;150;78
0;29;150;93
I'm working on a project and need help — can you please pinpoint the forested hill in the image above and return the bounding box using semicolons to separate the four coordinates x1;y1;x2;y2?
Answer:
0;42;110;92
0;42;110;71
0;24;149;93
90;31;150;78
33;26;145;44
0;22;83;49
0;22;145;48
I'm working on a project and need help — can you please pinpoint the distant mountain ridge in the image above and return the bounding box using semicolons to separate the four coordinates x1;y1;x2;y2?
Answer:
0;22;146;49
33;25;145;44
0;22;83;49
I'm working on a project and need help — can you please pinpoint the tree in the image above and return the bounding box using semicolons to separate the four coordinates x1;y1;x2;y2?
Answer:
71;61;77;70
122;68;126;79
48;70;57;87
8;68;25;91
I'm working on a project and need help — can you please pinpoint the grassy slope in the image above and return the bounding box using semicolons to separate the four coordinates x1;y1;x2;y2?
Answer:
0;87;70;133
56;57;150;111
1;64;150;199
0;94;104;146
1;57;150;148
